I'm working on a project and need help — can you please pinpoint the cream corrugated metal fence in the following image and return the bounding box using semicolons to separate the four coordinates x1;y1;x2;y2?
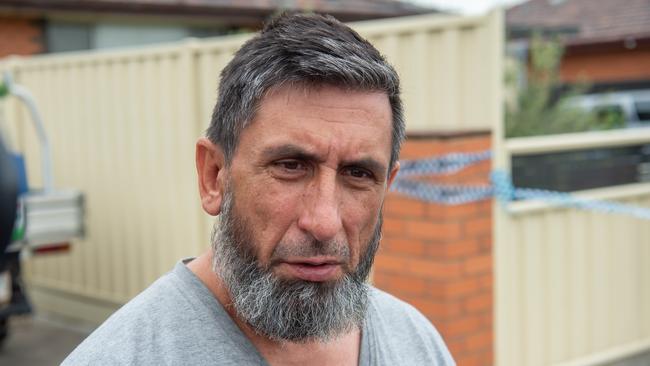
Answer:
493;129;650;366
1;43;208;321
0;12;502;325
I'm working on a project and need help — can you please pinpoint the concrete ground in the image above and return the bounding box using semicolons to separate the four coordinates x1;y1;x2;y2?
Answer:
0;316;89;365
609;351;650;366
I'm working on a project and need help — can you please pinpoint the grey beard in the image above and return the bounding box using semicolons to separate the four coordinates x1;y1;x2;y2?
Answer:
211;190;381;343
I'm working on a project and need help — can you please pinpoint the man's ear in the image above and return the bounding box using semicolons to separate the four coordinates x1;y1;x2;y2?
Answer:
196;137;227;216
387;161;400;191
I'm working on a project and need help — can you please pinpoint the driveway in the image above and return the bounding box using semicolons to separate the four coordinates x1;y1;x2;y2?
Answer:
0;316;89;365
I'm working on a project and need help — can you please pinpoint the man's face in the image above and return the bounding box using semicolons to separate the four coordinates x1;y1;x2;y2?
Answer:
224;85;396;282
207;85;398;341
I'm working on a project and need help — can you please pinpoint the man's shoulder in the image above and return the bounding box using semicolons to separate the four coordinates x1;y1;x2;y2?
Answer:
62;268;189;365
63;262;264;365
366;286;455;365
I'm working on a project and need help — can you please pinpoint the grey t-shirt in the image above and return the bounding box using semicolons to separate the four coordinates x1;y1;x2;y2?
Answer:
63;260;455;365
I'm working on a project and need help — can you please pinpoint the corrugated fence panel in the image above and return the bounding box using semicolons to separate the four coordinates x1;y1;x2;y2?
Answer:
496;186;650;366
0;12;501;325
3;45;208;321
355;13;498;132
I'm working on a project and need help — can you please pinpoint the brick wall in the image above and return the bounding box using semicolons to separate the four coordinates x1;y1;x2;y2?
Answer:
0;16;44;58
561;48;650;83
375;131;493;366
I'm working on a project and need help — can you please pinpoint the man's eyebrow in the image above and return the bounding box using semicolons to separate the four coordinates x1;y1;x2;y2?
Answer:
261;144;321;161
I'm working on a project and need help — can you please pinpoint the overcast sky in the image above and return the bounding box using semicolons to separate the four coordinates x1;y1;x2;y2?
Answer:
408;0;527;14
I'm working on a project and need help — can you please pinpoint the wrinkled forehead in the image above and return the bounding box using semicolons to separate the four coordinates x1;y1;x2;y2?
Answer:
236;84;392;164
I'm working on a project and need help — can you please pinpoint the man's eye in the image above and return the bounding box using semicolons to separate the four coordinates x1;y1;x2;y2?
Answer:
270;160;309;179
344;167;373;180
278;160;303;170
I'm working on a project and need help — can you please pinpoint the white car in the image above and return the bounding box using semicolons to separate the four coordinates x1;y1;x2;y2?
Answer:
568;89;650;127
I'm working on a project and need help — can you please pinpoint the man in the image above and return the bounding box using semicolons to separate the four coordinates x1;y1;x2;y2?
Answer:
64;13;454;365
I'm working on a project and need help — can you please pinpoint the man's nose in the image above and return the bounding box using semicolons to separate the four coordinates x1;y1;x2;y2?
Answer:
297;172;342;243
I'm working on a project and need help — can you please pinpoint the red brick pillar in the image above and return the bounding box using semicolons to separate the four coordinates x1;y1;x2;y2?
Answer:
375;131;493;366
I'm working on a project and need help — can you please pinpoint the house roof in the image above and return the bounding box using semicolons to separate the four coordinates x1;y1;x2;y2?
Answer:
0;0;436;26
507;0;650;45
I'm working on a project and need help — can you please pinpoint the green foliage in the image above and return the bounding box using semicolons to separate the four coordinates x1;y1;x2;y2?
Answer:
505;34;625;138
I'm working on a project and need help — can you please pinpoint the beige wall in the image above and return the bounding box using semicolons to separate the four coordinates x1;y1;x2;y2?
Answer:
0;11;503;325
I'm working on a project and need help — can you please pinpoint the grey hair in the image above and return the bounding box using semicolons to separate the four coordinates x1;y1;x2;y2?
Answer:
206;12;405;170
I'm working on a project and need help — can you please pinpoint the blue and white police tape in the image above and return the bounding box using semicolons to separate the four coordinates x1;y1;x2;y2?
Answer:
491;170;650;220
398;150;491;176
390;150;650;220
391;178;493;205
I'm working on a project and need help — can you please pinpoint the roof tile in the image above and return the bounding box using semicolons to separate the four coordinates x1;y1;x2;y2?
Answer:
507;0;650;43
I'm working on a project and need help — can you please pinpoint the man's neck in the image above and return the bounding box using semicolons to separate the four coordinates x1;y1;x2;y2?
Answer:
187;251;361;366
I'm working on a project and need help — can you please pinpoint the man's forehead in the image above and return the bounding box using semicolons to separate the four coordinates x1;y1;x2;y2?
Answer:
230;84;393;170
